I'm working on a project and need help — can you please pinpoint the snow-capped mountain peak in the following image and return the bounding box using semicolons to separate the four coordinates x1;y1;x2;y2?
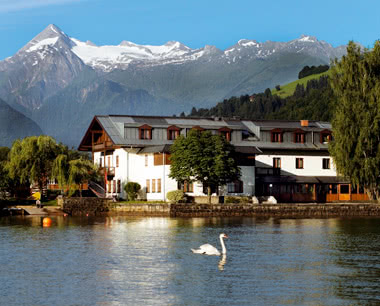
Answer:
3;24;347;74
20;24;69;54
297;34;318;43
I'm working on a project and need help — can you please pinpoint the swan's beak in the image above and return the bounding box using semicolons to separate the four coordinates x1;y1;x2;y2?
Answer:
224;234;229;238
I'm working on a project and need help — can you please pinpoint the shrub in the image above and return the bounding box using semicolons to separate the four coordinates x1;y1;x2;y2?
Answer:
225;196;251;204
124;182;141;201
167;190;185;203
225;196;240;203
275;85;281;91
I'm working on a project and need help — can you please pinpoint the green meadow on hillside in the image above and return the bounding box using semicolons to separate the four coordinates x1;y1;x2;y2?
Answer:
272;70;331;98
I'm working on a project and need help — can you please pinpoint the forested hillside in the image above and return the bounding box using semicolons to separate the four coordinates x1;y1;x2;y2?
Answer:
189;74;335;122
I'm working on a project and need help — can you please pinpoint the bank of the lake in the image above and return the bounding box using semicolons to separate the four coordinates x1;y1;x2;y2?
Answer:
57;197;380;218
3;198;380;218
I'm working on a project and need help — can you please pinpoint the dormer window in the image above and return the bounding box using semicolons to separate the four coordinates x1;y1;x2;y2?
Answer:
139;124;152;140
271;128;283;143
320;130;332;144
294;129;306;143
218;127;232;141
167;125;181;140
192;126;205;132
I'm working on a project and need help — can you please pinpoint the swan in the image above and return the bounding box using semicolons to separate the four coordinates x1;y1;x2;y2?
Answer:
191;233;228;256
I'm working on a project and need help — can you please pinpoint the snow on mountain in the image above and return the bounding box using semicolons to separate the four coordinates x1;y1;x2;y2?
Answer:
221;35;345;64
70;38;195;70
9;24;344;72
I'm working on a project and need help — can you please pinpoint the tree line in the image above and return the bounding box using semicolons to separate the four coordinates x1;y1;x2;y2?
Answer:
298;64;329;79
189;74;334;122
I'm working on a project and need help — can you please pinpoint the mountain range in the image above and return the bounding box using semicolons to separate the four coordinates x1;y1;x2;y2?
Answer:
0;24;347;147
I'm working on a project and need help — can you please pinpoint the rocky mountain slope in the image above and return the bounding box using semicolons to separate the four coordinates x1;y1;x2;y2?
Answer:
0;24;347;146
0;99;42;147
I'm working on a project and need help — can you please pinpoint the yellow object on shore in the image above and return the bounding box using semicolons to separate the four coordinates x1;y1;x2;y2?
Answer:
31;192;41;200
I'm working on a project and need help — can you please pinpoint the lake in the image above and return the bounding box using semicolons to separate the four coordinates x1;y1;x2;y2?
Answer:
1;216;380;305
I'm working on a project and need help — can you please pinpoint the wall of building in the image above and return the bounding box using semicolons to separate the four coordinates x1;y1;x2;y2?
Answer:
255;154;336;176
94;149;255;200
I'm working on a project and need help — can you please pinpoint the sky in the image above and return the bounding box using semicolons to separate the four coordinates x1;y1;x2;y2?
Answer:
0;0;379;60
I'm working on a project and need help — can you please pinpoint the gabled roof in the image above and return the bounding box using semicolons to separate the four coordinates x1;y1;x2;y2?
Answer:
78;115;332;152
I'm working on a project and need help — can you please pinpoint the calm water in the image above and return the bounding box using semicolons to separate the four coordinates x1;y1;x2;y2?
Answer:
1;216;380;306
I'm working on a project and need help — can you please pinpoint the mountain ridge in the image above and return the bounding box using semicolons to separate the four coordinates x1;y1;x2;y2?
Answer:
0;24;348;146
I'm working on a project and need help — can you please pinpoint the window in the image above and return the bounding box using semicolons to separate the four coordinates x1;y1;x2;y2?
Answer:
192;126;205;132
227;180;243;193
152;179;156;193
145;154;148;167
99;157;103;167
322;158;330;169
273;157;281;175
116;156;119;167
273;158;281;168
112;180;116;193
157;179;161;193
146;179;150;193
218;127;232;141
117;180;121;193
107;156;111;167
178;181;194;193
340;184;350;194
294;130;305;143
167;126;181;140
242;130;251;140
296;158;304;169
271;129;283;142
320;130;332;144
139;124;152;140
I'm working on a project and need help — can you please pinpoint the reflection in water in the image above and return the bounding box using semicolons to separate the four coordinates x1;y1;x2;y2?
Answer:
1;216;380;305
218;255;227;271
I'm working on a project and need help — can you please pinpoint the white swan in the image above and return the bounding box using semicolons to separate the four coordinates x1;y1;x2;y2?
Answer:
191;233;228;256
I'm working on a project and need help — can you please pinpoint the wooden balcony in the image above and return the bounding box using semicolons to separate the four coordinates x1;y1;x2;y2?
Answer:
93;141;114;151
48;183;89;191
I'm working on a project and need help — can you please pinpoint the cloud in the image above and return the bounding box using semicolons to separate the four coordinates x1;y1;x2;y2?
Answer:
0;0;82;13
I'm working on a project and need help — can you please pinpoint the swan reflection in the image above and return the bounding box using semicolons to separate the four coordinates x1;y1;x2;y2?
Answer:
218;255;227;271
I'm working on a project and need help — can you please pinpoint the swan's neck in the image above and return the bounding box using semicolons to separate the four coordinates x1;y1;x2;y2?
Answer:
220;236;227;254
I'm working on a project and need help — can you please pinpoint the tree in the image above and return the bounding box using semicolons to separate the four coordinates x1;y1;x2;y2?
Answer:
7;136;61;197
51;148;91;195
0;147;10;198
67;158;97;197
124;182;141;201
329;41;380;201
169;130;241;203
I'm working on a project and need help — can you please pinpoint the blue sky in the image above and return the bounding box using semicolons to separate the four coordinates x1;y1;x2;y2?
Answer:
0;0;379;60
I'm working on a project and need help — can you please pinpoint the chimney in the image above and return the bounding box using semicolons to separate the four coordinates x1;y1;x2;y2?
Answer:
300;120;309;127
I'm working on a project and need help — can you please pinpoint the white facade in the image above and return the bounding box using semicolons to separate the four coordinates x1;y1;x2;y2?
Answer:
255;154;336;177
94;149;245;200
79;116;337;202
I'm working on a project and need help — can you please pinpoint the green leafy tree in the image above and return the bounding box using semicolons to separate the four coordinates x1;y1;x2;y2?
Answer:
124;182;141;201
7;136;61;196
67;158;98;197
0;147;10;197
51;148;91;195
169;130;240;204
329;41;380;201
